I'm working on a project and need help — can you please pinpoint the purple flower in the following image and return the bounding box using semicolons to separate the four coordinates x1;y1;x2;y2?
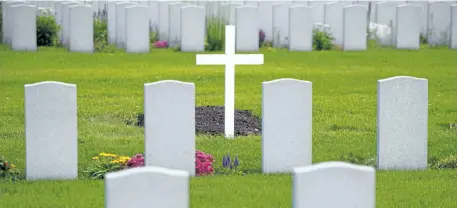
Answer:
234;156;239;168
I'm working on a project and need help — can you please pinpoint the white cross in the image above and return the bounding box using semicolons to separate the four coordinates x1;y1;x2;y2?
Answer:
196;25;264;138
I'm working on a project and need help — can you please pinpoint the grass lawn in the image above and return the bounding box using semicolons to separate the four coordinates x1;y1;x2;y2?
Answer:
0;45;456;207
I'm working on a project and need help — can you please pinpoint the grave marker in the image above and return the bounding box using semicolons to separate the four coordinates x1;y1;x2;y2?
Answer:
168;2;188;48
289;5;313;51
262;78;312;173
144;81;195;175
25;81;78;180
196;25;264;138
451;4;457;49
377;76;428;170
235;5;260;52
126;5;150;53
69;5;94;53
343;5;367;51
395;4;421;50
11;4;37;51
427;2;452;45
180;5;205;52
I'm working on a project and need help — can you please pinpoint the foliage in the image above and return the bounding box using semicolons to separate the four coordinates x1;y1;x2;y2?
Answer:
420;34;428;45
340;153;376;167
205;17;225;51
215;153;244;176
432;154;457;169
94;19;116;53
36;14;60;46
0;155;21;181
150;32;159;44
196;150;215;176
313;29;333;51
84;152;130;179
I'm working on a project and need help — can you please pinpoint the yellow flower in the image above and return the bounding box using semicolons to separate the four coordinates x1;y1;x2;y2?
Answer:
99;152;118;157
119;156;131;162
10;164;15;169
110;160;121;164
92;156;99;160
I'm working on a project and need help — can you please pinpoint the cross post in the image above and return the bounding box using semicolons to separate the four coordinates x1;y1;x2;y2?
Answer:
196;25;264;138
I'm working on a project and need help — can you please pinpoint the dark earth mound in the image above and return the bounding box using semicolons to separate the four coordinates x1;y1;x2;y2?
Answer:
135;106;261;136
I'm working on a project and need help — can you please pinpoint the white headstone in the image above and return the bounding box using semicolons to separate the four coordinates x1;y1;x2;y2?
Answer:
450;4;457;49
273;3;293;47
69;5;93;53
262;78;312;173
105;166;189;208
196;26;264;138
396;4;421;50
11;4;37;51
180;5;205;52
25;81;78;180
144;81;195;175
116;2;135;48
324;1;351;45
61;2;80;47
158;1;171;41
5;2;27;45
107;2;117;44
375;2;398;45
223;2;243;25
377;76;428;170
235;5;260;52
343;5;367;51
168;2;188;48
125;5;150;53
427;2;452;45
309;1;326;24
289;5;313;51
293;162;376;208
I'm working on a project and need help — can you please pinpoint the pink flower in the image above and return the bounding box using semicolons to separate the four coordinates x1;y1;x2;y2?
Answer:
195;150;214;176
127;154;144;168
154;40;168;48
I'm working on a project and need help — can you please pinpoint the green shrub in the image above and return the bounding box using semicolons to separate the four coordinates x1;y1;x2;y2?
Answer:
340;153;376;167
36;14;60;46
205;18;225;52
313;29;333;51
94;19;116;53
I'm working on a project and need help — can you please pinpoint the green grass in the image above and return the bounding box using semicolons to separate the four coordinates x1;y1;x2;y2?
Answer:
0;45;457;207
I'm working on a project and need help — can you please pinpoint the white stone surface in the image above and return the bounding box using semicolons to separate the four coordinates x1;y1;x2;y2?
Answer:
258;1;279;41
148;1;159;32
158;1;171;41
222;2;243;25
107;2;117;44
324;1;351;45
273;3;293;47
25;81;78;180
196;25;264;138
54;1;64;39
69;5;93;53
235;5;259;52
116;2;135;48
144;81;195;175
180;5;205;52
61;2;80;47
377;76;428;170
5;2;26;45
375;2;398;45
105;166;189;208
288;5;313;51
343;5;367;51
262;78;312;173
293;162;376;208
452;4;457;49
168;2;188;48
125;5;150;53
309;1;326;24
396;4;421;50
427;2;452;45
11;4;37;51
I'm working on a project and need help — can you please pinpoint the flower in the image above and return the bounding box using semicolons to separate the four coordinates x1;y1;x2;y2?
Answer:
195;150;214;176
154;40;168;48
127;154;145;168
92;156;99;160
99;152;118;157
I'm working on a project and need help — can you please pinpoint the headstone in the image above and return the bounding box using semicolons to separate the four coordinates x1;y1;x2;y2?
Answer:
289;5;313;51
293;162;376;208
69;5;93;53
116;2;135;48
158;1;171;41
105;166;189;208
427;2;452;45
235;5;259;52
343;5;367;51
324;1;351;45
258;1;278;41
144;81;195;175
107;2;117;44
125;5;150;53
452;4;457;49
54;1;64;36
61;2;80;47
5;1;26;45
180;5;205;52
375;2;398;45
168;2;188;48
245;1;258;6
273;3;293;47
148;1;159;32
262;78;312;173
11;4;37;51
308;1;326;24
396;4;421;50
25;81;78;180
377;76;428;170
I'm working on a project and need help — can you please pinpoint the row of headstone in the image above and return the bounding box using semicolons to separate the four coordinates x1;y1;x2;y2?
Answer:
104;161;375;208
24;76;427;180
2;2;37;51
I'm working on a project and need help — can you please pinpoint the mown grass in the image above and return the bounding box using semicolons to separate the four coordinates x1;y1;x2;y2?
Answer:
0;45;456;207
